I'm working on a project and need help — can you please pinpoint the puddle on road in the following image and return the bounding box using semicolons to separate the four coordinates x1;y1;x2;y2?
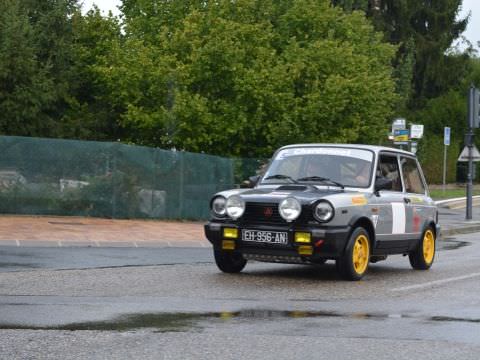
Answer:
0;262;39;269
3;309;476;332
430;316;480;323
438;238;471;251
0;313;201;332
1;309;479;332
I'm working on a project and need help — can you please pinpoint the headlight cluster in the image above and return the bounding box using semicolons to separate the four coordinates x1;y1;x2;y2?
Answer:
211;195;334;223
313;201;334;222
211;196;227;216
279;197;302;222
225;195;245;219
211;195;246;219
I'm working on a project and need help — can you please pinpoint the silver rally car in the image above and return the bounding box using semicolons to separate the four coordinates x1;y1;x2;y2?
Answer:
204;144;439;280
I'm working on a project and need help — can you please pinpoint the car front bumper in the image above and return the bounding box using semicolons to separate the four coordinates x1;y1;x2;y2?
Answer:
204;222;351;261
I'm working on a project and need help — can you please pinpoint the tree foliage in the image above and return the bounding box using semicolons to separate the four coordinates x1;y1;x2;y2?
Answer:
0;0;121;139
97;0;397;156
0;0;56;135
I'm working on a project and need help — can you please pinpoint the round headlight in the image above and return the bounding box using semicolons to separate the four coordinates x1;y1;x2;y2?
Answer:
279;197;301;222
211;196;226;216
314;201;334;222
226;195;245;219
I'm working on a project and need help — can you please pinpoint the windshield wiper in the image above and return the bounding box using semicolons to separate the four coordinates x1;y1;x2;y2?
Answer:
296;176;344;189
264;174;299;184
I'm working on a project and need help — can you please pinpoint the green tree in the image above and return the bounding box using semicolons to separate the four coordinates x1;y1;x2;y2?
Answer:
368;0;469;105
63;6;124;140
0;0;55;135
0;0;83;137
99;0;397;157
333;0;470;111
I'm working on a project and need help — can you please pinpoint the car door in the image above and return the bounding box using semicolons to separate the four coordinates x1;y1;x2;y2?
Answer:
399;155;430;239
373;152;411;251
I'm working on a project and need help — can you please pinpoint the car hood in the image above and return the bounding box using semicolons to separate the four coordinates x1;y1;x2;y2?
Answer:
216;185;359;205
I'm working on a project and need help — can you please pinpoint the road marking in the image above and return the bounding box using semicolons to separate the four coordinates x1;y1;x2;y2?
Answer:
15;240;20;247
391;272;480;292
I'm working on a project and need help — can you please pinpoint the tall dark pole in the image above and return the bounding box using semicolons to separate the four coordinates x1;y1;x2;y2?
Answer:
466;86;475;220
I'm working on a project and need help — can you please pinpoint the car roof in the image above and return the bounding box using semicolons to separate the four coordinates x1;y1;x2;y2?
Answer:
278;143;415;156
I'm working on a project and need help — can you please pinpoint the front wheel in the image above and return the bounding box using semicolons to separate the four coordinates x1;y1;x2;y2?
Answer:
214;250;247;273
336;227;370;281
409;227;435;270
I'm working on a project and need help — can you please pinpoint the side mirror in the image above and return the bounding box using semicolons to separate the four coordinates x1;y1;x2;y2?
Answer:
374;176;393;193
241;175;260;188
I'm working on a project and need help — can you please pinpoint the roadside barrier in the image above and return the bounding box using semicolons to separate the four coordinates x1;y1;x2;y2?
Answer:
0;136;264;220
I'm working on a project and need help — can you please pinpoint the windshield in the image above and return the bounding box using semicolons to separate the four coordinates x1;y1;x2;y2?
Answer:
262;147;374;188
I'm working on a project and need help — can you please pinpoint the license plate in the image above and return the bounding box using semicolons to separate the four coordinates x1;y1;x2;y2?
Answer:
242;230;288;245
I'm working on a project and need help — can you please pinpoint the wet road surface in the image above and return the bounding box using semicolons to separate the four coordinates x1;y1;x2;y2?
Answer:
1;234;480;359
0;247;212;272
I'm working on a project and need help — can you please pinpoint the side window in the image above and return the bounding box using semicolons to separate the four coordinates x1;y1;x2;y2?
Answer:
377;155;402;191
401;157;425;194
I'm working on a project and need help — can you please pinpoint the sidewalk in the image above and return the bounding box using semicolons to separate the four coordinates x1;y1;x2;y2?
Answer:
438;205;480;236
0;216;209;248
0;204;478;248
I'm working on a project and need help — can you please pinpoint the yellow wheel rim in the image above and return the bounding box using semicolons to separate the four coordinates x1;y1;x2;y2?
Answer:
423;230;435;265
352;234;369;275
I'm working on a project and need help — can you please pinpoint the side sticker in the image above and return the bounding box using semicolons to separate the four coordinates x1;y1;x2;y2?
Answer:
351;196;367;206
391;202;406;234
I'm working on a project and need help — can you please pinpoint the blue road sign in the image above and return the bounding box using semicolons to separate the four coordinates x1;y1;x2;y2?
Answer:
444;127;451;146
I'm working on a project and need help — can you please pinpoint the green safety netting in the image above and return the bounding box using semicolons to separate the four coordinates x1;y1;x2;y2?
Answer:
0;136;266;220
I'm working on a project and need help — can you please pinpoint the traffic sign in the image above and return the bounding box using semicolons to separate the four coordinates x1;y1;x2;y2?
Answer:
392;118;406;133
410;141;418;154
458;145;480;162
393;129;409;144
444;127;451;146
410;124;424;139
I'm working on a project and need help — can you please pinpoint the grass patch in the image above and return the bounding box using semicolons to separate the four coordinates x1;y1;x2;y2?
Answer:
429;188;480;200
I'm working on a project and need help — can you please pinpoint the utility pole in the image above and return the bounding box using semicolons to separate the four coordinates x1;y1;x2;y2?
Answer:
466;85;480;220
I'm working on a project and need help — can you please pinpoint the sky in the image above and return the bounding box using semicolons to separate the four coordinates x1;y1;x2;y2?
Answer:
81;0;479;50
458;0;480;50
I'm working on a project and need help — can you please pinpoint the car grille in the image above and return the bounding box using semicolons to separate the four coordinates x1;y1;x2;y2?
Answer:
240;202;311;226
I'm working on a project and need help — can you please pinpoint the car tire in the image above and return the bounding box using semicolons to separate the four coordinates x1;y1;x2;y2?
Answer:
409;226;435;270
336;227;370;281
214;250;247;273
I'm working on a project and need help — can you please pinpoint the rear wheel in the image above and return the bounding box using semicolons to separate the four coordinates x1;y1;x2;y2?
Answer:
336;227;370;281
214;250;247;273
409;227;435;270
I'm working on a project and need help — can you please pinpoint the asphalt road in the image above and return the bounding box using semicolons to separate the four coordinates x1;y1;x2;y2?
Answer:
1;234;480;359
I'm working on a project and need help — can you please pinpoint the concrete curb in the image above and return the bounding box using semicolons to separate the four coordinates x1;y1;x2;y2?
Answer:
0;239;212;248
440;225;480;237
435;195;480;209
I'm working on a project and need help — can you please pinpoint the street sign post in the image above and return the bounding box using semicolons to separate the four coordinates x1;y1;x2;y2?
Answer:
443;127;450;193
